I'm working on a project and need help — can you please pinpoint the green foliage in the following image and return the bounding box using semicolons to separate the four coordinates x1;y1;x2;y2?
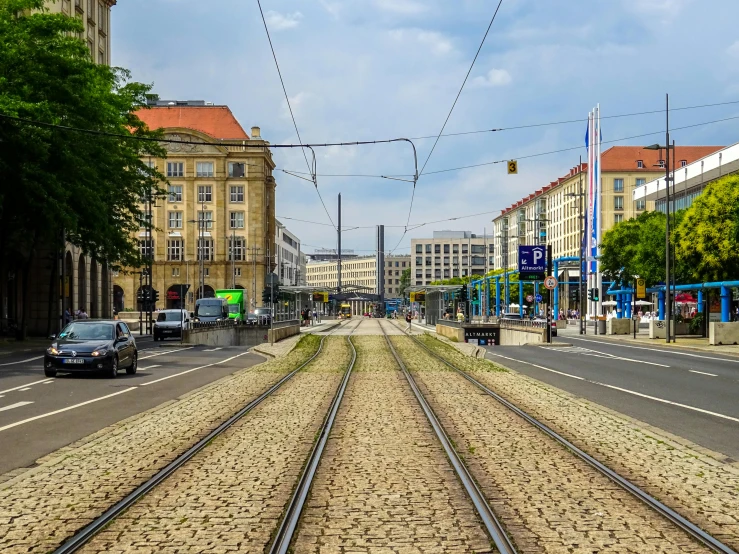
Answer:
676;174;739;282
399;267;411;296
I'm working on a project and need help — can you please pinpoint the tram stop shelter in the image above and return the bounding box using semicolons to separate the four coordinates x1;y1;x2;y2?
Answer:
405;285;464;326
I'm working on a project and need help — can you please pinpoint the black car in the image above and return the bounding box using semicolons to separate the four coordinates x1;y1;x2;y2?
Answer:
245;312;259;326
44;320;137;378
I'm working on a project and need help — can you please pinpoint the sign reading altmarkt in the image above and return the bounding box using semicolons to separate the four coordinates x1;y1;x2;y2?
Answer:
518;245;546;281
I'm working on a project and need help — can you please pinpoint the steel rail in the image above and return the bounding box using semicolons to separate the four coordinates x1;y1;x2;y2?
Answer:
268;319;361;554
378;320;518;554
53;326;346;554
404;330;737;554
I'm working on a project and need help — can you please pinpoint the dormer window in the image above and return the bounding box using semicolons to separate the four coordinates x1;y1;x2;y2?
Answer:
681;160;687;167
637;160;643;169
658;160;665;168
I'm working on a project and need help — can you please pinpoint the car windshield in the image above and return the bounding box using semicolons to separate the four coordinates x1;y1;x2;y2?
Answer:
157;311;183;322
58;323;114;341
196;304;223;317
228;305;239;314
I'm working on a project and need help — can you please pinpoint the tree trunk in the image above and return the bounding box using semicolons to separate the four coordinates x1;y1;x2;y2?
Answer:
46;250;58;337
18;234;38;341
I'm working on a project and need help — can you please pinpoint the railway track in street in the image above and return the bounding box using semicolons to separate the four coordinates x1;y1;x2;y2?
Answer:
390;321;736;554
51;320;360;554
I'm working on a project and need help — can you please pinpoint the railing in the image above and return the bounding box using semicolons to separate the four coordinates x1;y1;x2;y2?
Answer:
190;319;235;330
436;319;462;329
499;317;546;329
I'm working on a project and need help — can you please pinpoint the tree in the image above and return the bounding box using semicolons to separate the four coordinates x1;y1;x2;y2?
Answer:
398;267;411;296
0;0;166;337
676;174;739;282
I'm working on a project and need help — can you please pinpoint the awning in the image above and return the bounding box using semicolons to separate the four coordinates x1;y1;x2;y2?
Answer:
558;269;580;279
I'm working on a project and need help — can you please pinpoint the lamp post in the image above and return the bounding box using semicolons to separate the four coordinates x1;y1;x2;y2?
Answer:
643;136;675;344
187;198;206;304
565;164;586;334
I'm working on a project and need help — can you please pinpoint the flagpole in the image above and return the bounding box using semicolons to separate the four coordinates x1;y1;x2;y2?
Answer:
596;104;602;326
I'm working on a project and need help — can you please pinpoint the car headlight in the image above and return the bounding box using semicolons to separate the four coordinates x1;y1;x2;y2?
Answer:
47;346;59;355
91;348;109;357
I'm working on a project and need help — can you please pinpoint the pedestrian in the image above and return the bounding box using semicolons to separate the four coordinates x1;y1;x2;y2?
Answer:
405;311;412;331
300;307;306;327
78;307;88;320
63;308;72;326
456;309;464;323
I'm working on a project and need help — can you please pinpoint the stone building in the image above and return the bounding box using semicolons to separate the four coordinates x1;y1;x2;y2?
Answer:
305;255;411;299
47;0;116;65
112;101;276;312
410;231;493;287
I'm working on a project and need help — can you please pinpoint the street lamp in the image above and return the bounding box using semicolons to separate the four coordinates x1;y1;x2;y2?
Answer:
644;140;675;344
187;199;206;303
565;157;585;334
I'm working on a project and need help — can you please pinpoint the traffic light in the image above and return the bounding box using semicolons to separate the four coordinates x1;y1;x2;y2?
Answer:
142;288;151;303
273;284;281;301
592;287;599;302
459;285;468;303
569;288;579;302
152;289;160;304
137;289;144;303
472;288;479;302
587;289;593;301
262;286;272;304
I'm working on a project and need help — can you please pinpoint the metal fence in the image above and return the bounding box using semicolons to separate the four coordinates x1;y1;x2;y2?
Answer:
499;317;546;329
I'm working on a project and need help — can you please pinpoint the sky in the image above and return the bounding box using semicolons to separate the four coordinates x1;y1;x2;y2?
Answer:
112;0;739;256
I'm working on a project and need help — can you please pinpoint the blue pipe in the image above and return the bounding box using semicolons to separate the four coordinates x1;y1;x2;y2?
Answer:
658;290;665;320
616;294;623;319
495;276;501;316
697;290;703;308
721;286;731;322
553;260;559;318
610;280;739;295
625;292;632;318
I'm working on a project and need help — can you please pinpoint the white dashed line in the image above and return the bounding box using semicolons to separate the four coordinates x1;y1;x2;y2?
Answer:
568;336;739;363
139;347;193;360
18;387;31;392
0;379;54;395
0;356;44;367
0;401;34;413
139;365;161;371
689;370;717;377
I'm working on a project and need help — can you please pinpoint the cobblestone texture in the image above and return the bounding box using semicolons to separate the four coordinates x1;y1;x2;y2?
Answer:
292;334;492;554
76;336;351;554
416;334;739;551
392;336;714;554
0;335;323;554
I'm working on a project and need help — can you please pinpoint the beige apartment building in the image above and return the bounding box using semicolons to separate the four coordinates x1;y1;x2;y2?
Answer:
112;101;277;312
305;255;410;298
411;231;493;287
47;0;115;65
493;146;723;270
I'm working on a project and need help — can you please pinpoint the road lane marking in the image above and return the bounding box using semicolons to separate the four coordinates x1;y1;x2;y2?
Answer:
0;401;34;412
0;388;137;433
568;336;739;363
0;356;44;367
487;352;739;423
140;351;253;387
0;379;54;395
18;387;31;391
546;345;670;367
139;347;193;360
689;370;717;377
139;365;161;371
203;347;223;352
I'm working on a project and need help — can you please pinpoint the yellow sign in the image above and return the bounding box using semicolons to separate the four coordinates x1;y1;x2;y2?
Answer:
312;291;329;302
636;278;646;299
410;291;426;303
507;160;518;174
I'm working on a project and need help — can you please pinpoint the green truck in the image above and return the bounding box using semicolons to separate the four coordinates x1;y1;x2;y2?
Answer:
215;289;246;324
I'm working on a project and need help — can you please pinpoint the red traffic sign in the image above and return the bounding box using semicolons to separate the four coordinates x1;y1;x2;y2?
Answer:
526;294;534;302
544;276;558;290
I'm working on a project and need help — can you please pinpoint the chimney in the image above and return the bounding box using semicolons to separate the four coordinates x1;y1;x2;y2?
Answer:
251;126;261;139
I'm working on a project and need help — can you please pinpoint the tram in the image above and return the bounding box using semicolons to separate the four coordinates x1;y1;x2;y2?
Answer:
338;303;352;319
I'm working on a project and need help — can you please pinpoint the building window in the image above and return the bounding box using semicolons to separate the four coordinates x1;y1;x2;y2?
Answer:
425;244;431;254
197;211;213;229
462;244;468;254
415;244;422;254
230;212;245;229
196;161;214;177
471;244;485;254
98;50;104;65
443;256;450;266
168;185;182;202
138;239;153;259
425;257;431;266
203;267;210;277
197;185;213;203
443;244;450;254
168;211;182;229
681;160;687;167
636;178;646;187
198;238;213;261
230;185;244;202
172;267;180;277
637;160;643;169
658;160;665;168
434;256;440;265
167;162;184;177
87;39;94;58
228;162;246;178
167;240;183;261
229;237;245;261
415;256;422;265
415;271;422;278
87;0;95;20
402;261;406;267
462;255;468;265
234;267;242;277
98;2;105;29
614;214;624;224
636;199;646;211
434;244;440;254
614;196;624;210
614;178;624;192
139;213;152;230
488;244;495;253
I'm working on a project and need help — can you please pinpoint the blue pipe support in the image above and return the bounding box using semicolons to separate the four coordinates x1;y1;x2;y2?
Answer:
658;290;665;320
625;293;632;319
611;280;739;295
553;260;559;318
495;277;501;316
616;295;623;319
721;286;731;322
697;290;703;308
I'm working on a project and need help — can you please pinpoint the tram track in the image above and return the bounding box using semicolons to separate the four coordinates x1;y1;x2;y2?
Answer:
389;320;736;554
51;320;359;554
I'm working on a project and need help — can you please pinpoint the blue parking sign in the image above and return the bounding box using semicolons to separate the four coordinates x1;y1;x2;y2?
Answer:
518;245;546;271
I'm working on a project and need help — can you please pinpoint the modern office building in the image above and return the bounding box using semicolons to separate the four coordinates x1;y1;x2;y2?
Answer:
305;255;411;298
410;231;493;287
276;220;303;287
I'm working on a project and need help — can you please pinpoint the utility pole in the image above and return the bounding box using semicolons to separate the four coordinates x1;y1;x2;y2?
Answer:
665;94;672;344
231;229;235;289
146;171;153;334
547;243;553;343
337;193;342;293
579;157;585;334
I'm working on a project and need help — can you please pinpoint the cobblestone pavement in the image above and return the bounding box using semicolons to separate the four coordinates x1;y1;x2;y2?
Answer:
392;336;714;553
76;336;352;554
292;332;491;554
415;334;739;551
0;335;323;554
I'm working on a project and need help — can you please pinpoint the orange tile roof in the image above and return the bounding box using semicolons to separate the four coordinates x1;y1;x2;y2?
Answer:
134;106;249;140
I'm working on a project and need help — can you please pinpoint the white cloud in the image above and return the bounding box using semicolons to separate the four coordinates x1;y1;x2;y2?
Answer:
374;0;427;15
728;41;739;58
265;10;303;31
388;28;454;56
471;68;512;88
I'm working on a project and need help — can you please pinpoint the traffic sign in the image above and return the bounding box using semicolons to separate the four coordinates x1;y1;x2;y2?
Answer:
507;160;518;174
535;294;543;303
526;294;534;303
544;276;558;290
636;278;646;299
265;272;279;285
518;245;546;281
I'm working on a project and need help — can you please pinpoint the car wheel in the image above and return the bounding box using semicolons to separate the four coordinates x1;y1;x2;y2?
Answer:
109;356;119;378
44;367;57;378
126;352;137;375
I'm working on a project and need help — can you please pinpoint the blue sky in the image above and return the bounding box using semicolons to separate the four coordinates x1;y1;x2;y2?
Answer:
112;0;739;255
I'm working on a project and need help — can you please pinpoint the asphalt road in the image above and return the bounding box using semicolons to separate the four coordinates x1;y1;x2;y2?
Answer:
485;329;739;460
0;338;263;475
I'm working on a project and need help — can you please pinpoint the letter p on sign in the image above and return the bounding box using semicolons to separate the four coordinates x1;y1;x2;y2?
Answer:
533;249;543;266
